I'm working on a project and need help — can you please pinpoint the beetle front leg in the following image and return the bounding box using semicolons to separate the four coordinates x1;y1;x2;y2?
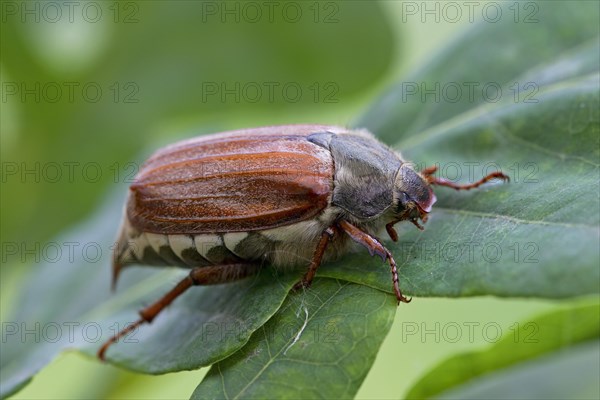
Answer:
338;220;411;304
293;227;335;292
420;165;509;190
98;263;260;361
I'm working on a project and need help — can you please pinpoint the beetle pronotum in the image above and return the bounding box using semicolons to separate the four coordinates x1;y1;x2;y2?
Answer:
98;125;508;359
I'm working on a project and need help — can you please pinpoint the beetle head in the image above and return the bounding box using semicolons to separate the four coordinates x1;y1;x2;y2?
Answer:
393;165;437;230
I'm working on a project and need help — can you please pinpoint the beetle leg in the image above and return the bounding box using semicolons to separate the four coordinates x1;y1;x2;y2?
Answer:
338;220;411;304
421;165;509;190
98;263;259;361
385;222;399;242
293;227;335;292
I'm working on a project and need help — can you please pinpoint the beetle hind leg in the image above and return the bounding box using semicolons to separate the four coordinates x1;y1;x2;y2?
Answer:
98;263;260;361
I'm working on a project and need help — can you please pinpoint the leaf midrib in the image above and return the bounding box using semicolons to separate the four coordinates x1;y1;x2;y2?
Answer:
434;207;599;231
228;281;347;400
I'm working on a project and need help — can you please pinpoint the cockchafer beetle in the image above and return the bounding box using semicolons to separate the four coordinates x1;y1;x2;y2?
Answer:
98;124;508;360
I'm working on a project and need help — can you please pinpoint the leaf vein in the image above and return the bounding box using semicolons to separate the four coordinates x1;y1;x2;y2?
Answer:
435;207;599;230
232;281;346;398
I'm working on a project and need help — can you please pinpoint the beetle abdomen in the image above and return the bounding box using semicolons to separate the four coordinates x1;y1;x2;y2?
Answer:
115;219;246;269
114;210;341;270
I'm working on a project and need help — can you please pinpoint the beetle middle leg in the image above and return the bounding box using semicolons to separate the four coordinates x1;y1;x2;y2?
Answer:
338;220;410;304
98;262;260;361
420;165;509;190
293;227;336;292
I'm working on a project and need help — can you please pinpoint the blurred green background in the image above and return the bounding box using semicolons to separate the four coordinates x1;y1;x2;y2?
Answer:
0;1;587;398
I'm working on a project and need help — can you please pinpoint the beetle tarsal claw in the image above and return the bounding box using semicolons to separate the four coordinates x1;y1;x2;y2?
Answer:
366;247;386;261
98;318;145;361
410;218;425;231
111;261;123;291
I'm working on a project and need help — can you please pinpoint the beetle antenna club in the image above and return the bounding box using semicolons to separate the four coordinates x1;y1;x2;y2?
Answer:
98;125;508;360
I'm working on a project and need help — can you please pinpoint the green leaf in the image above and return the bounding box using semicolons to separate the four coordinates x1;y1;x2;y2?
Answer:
2;1;396;396
78;269;297;373
3;1;599;398
192;279;396;399
437;341;600;400
357;1;600;144
1;192;124;399
322;75;600;298
320;1;600;299
405;301;600;399
0;192;296;397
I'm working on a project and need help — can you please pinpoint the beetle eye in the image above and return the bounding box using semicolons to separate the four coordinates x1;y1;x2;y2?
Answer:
396;192;410;213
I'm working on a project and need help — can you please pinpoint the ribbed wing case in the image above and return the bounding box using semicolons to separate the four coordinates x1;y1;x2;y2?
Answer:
127;125;336;234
